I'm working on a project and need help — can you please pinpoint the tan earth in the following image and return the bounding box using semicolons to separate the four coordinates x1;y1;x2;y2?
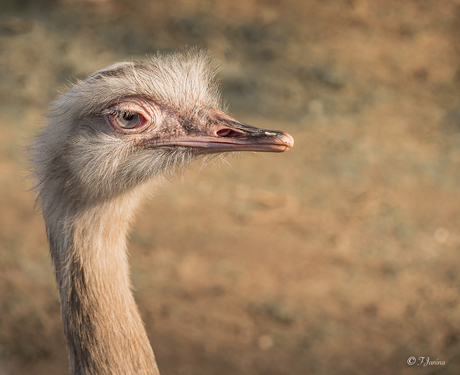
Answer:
0;0;459;374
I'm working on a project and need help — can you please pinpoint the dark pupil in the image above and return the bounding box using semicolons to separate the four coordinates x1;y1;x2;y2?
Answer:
118;111;140;128
123;112;134;121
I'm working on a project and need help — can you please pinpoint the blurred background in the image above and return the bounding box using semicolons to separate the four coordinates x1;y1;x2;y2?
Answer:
1;0;460;374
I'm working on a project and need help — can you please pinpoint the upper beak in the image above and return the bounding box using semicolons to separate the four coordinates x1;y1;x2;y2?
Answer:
151;111;294;154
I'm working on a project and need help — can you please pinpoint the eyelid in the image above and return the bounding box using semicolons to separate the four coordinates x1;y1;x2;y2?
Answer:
109;109;136;117
104;98;162;131
107;107;145;116
107;105;150;120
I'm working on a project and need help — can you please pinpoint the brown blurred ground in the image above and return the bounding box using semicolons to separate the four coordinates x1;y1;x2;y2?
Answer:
1;0;460;374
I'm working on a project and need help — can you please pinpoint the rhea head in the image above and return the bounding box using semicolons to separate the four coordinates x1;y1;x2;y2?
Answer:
32;50;293;208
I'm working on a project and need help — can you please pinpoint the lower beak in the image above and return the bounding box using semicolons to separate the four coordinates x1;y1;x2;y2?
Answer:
151;114;294;154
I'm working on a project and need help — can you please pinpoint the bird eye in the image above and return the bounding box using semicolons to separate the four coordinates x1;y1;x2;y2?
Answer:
111;111;146;129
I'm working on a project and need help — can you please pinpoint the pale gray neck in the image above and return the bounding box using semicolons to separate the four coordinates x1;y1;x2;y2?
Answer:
46;187;160;375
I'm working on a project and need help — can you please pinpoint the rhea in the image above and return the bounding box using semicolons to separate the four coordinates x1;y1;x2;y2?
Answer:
30;50;293;375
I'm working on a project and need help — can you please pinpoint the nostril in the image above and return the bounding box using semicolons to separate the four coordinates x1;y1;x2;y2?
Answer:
217;128;245;138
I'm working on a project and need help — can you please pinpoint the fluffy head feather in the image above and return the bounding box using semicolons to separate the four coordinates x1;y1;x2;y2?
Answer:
31;51;220;205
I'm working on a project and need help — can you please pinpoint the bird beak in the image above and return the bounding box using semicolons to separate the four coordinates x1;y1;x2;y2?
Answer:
152;111;294;154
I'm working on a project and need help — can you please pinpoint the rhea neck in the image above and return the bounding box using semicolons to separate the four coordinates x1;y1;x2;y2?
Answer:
45;183;160;375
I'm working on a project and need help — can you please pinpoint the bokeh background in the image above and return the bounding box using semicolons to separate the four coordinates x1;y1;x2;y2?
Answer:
1;0;460;374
